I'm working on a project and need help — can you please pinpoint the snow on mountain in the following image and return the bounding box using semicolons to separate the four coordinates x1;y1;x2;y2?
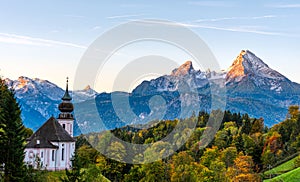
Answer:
4;77;97;131
71;85;97;103
226;50;293;93
131;51;300;126
5;76;64;120
4;50;300;132
133;61;208;95
171;60;195;76
5;76;64;100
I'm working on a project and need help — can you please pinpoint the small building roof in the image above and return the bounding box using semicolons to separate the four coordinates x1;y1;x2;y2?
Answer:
26;117;75;149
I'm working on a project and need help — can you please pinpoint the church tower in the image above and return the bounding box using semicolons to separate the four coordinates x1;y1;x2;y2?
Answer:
58;78;74;137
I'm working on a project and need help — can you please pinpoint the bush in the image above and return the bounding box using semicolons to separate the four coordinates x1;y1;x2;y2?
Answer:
294;155;300;168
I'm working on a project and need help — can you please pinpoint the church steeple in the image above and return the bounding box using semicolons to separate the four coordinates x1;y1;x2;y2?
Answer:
62;77;72;101
58;78;74;119
58;77;74;136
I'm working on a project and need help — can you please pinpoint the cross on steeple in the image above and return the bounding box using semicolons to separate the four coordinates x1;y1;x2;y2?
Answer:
66;77;69;92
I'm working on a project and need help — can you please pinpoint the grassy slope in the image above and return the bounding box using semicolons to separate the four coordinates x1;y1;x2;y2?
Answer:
264;157;297;176
45;170;66;181
264;167;300;182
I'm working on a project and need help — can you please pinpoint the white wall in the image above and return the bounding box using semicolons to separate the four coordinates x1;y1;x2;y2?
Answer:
57;119;74;137
24;142;75;171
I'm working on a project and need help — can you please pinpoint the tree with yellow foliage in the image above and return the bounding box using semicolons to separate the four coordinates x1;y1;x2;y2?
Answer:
226;154;261;182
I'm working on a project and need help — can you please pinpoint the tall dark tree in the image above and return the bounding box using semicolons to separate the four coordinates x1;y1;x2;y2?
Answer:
60;149;85;182
241;115;252;135
0;78;27;181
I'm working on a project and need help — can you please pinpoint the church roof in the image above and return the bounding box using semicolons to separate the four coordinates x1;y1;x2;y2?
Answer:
26;136;59;149
62;89;72;101
26;117;75;149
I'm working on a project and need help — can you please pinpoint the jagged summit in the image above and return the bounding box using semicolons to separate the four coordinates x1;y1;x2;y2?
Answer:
226;50;247;81
84;85;91;91
226;50;286;83
171;61;195;76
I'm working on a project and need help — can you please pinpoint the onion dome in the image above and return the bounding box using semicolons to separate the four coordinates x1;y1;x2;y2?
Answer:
58;102;74;113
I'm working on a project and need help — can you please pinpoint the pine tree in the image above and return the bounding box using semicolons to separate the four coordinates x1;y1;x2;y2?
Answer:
60;149;85;182
0;78;27;181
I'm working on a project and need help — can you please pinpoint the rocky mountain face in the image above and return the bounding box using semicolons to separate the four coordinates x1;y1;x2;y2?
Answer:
226;50;296;93
132;60;208;95
5;50;300;133
4;77;97;132
224;50;300;125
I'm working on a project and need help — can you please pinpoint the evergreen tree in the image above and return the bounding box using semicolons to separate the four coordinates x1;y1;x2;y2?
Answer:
60;150;85;182
241;116;251;135
0;78;27;181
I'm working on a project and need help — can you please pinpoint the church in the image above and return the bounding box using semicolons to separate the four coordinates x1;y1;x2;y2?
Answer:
24;79;76;170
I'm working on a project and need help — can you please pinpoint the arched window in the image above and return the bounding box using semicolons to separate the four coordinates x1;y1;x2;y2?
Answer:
62;148;64;161
52;150;55;161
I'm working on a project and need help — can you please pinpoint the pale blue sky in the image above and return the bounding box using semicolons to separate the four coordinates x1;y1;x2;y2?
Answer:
1;0;300;92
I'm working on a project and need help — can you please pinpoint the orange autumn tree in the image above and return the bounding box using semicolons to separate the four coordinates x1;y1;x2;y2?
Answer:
226;154;261;182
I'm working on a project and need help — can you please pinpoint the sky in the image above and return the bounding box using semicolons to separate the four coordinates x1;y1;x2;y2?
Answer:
1;0;300;92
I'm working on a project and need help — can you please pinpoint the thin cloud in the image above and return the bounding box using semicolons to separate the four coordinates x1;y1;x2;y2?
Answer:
195;15;277;22
192;24;285;36
133;20;287;36
268;4;300;8
0;33;87;49
106;14;145;19
188;1;234;7
128;19;201;30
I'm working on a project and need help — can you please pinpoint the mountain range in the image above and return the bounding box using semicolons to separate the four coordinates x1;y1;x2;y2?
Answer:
5;50;300;134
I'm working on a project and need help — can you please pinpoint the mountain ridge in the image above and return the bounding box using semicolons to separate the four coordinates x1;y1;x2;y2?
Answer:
4;50;300;133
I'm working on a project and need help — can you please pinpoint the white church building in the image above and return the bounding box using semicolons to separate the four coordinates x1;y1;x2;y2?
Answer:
24;79;76;170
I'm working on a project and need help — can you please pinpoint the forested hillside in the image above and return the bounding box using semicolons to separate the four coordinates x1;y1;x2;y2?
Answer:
70;106;300;181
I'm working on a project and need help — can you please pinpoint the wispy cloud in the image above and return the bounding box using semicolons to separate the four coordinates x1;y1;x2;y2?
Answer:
129;19;198;28
268;3;300;8
193;24;284;36
106;14;145;19
132;19;287;36
188;1;234;7
195;15;277;22
0;33;87;49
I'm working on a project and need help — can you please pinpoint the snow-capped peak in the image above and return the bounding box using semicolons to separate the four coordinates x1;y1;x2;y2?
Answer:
226;50;286;82
225;50;292;93
171;61;195;77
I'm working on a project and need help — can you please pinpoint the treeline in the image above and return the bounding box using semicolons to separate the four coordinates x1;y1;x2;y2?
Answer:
71;106;300;182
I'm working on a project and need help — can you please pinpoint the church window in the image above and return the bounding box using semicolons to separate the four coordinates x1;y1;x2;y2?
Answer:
52;150;55;161
62;148;64;161
41;151;43;158
63;124;65;129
